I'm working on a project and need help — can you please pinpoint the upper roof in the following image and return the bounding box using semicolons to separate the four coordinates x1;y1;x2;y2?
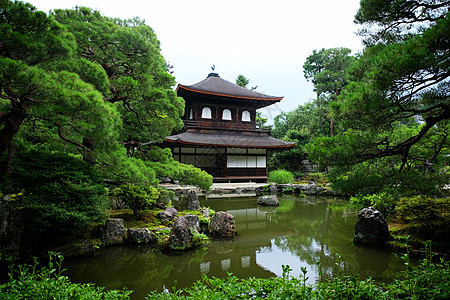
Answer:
177;73;284;103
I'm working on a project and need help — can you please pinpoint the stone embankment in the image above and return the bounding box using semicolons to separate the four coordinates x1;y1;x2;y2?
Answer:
162;182;337;198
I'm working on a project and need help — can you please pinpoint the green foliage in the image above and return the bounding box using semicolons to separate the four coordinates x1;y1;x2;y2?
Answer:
268;170;294;184
235;74;257;91
51;7;184;144
6;150;108;236
355;0;449;45
235;74;250;88
155;228;171;247
350;192;398;217
387;254;450;299
0;253;132;299
190;230;209;247
110;184;159;217
302;47;357;136
303;48;356;98
304;2;449;199
148;254;450;299
0;1;196;192
396;196;450;229
144;147;212;190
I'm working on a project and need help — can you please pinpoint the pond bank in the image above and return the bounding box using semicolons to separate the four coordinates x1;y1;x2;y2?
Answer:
160;182;338;198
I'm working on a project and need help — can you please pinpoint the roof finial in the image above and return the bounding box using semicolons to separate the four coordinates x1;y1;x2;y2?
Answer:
208;65;219;78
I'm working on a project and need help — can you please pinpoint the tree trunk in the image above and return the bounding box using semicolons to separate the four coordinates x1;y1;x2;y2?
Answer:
0;113;26;156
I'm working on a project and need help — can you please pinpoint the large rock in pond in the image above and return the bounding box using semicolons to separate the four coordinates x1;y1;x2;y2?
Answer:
168;215;199;250
209;211;236;238
257;195;279;206
160;207;178;223
103;218;126;245
354;207;391;246
127;228;155;244
186;190;200;211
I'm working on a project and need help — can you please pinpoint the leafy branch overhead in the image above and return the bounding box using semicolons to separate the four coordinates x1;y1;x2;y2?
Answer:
307;1;449;172
0;1;210;190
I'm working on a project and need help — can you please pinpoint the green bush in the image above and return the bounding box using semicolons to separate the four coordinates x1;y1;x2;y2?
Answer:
110;184;160;217
0;253;131;299
396;196;450;228
5;150;109;237
268;169;294;184
350;192;398;217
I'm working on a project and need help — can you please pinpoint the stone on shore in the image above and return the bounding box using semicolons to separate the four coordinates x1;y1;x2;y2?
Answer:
103;218;126;245
128;228;155;244
186;190;200;210
182;213;200;234
160;207;178;223
168;214;202;250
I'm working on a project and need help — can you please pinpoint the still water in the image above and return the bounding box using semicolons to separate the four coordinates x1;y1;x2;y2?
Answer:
65;195;405;299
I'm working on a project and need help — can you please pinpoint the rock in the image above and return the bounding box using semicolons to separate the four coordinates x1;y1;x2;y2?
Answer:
354;207;391;246
55;239;98;257
305;183;316;195
255;184;277;196
255;186;265;196
103;218;126;245
0;200;24;257
182;214;200;234
257;195;279;206
154;202;166;209
160;207;178;222
201;208;210;218
168;217;193;250
186;190;200;210
209;211;236;238
269;184;278;195
128;228;155;244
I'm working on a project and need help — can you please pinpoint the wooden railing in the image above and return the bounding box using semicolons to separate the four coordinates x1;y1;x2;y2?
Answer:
184;120;271;133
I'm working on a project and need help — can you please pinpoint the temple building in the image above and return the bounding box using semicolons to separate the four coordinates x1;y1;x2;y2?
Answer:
165;73;296;182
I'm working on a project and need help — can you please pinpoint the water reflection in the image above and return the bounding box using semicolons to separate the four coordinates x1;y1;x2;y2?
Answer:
65;195;405;299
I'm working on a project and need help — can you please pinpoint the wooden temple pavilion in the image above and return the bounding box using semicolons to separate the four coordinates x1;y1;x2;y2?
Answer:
165;72;296;182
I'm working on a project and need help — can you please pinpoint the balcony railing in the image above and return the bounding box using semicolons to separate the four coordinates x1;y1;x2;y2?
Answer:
184;120;271;134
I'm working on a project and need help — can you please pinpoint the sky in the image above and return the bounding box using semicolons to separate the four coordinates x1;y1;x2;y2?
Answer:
27;0;363;122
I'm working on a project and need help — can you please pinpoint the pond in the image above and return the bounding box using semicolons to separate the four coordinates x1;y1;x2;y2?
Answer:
65;195;406;299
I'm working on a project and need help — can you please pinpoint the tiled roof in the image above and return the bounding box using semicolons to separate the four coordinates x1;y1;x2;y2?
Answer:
166;131;296;149
177;73;283;101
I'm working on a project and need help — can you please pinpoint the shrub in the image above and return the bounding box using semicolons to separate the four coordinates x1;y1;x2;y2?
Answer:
293;171;305;179
350;192;398;217
396;196;450;229
268;170;294;184
110;184;160;217
6;150;109;237
0;253;131;299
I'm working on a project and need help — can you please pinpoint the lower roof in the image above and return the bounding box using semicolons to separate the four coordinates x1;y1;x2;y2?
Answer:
166;131;297;149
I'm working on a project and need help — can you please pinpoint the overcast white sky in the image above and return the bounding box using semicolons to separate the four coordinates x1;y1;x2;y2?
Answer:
27;0;363;121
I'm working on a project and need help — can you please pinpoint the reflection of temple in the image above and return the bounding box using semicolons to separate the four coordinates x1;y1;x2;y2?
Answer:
194;202;292;277
165;73;296;182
